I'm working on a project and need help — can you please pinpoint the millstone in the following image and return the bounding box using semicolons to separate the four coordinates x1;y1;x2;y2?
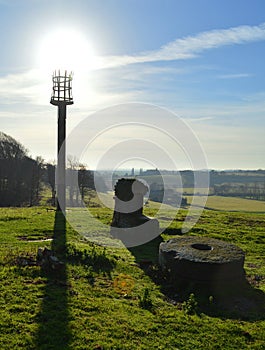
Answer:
159;236;245;283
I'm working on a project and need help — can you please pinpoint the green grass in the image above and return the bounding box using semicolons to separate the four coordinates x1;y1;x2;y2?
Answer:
0;206;264;349
186;195;265;212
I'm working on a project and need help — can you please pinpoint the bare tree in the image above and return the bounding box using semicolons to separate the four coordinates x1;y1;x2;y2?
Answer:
46;161;56;206
67;155;79;206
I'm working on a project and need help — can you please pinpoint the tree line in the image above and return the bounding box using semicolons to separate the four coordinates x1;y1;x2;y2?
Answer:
0;132;95;207
213;183;265;201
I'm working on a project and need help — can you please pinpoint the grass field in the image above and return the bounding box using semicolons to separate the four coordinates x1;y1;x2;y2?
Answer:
0;206;264;349
186;195;265;212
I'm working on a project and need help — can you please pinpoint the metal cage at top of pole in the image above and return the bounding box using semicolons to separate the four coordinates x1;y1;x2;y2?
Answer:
50;70;74;106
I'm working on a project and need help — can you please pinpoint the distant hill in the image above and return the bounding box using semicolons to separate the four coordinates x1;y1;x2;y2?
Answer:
118;169;265;202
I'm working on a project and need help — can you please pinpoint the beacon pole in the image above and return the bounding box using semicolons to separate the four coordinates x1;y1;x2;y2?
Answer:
50;70;73;212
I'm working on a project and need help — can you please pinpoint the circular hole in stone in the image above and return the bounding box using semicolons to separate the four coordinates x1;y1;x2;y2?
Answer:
191;243;212;251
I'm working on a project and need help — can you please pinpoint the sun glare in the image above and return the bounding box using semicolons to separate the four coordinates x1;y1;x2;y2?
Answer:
37;28;99;73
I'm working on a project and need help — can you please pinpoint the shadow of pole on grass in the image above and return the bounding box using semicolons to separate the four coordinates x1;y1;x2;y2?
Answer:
35;210;72;349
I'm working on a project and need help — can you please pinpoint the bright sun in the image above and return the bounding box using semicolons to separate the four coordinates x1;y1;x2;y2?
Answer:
38;28;99;73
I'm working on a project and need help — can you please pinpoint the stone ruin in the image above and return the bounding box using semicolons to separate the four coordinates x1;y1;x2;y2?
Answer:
110;178;246;286
110;178;159;247
159;236;245;286
111;178;149;227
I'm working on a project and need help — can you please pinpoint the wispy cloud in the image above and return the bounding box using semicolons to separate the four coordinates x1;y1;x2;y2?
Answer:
99;22;265;68
177;97;265;123
217;73;252;79
1;22;265;107
0;70;48;104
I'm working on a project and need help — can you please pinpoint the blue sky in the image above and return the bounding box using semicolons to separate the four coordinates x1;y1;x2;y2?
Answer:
0;0;265;170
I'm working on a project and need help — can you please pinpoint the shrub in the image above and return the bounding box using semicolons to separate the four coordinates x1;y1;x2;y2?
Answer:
139;288;153;311
182;293;198;315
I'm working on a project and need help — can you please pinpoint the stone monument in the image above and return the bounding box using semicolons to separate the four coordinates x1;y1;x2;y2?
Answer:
111;178;159;247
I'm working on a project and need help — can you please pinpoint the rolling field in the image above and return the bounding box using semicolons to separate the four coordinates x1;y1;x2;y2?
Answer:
0;206;264;349
186;195;265;212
